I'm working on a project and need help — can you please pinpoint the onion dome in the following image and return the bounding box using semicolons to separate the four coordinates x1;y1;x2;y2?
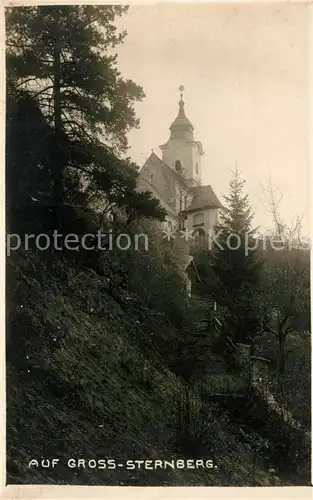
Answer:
169;85;194;141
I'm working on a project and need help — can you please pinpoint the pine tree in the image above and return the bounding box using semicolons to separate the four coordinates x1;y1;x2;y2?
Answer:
6;6;165;226
219;167;254;234
212;168;263;344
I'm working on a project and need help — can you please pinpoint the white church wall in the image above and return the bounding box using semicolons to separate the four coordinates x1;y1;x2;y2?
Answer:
140;159;176;210
137;174;177;223
161;139;200;182
185;208;219;237
203;208;219;235
191;143;202;185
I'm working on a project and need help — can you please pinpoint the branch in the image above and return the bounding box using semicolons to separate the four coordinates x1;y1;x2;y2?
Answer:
82;16;99;29
98;202;118;229
14;76;40;88
280;313;290;329
67;161;94;176
31;85;54;98
263;323;278;337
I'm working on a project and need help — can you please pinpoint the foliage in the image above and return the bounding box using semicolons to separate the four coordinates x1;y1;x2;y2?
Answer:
211;168;263;344
278;333;311;429
6;6;165;226
174;382;221;457
6;5;140;152
7;246;293;486
260;245;310;375
5;6;310;488
234;389;311;484
218;167;254;234
112;219;189;324
6;87;55;214
191;247;217;295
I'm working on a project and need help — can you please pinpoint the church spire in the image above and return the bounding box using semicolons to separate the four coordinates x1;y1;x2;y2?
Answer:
169;85;194;140
178;85;186;117
159;85;203;186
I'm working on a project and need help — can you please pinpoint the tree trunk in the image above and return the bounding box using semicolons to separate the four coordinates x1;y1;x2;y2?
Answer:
279;343;285;376
52;23;64;224
277;329;286;402
252;450;256;486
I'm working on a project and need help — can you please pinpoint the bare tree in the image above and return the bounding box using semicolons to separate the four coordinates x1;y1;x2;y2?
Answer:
260;178;310;378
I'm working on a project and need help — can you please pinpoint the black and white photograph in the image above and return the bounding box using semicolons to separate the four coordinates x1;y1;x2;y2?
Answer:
4;1;312;490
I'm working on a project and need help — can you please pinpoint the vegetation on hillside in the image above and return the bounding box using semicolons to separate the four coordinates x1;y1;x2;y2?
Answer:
210;168;264;346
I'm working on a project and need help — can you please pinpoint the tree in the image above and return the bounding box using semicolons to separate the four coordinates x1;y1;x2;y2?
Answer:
191;248;216;295
6;87;54;211
211;167;263;344
260;179;310;376
6;6;165;227
262;249;310;376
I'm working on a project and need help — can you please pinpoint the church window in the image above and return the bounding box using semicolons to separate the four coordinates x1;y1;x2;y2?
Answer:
196;162;199;174
193;227;206;248
193;212;204;226
175;160;182;172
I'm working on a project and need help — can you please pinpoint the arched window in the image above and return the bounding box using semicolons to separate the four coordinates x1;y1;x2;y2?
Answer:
195;162;199;174
175;160;182;172
193;227;206;248
193;212;204;227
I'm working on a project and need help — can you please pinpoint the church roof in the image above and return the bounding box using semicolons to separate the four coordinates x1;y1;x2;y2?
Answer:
140;153;222;214
170;98;194;132
184;185;223;212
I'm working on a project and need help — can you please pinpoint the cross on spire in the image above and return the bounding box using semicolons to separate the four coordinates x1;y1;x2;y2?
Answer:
179;84;184;101
178;85;186;116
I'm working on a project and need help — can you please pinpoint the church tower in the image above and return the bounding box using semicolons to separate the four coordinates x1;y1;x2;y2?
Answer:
159;86;204;187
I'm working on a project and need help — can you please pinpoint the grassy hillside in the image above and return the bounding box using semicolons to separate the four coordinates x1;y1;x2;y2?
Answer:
6;247;307;486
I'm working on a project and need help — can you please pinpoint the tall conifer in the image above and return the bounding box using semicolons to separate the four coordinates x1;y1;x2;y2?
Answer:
6;6;165;225
212;168;263;344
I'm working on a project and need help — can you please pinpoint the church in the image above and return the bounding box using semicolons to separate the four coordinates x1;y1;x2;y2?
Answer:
138;87;222;245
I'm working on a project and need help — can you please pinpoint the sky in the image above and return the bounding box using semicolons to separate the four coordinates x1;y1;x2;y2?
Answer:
115;3;310;235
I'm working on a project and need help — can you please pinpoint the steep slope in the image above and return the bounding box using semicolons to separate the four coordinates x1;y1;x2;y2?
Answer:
6;249;293;486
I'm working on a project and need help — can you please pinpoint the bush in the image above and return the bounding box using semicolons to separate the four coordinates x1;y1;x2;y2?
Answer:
174;381;220;457
113;218;190;327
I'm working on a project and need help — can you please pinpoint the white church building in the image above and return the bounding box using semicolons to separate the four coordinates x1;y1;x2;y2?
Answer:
138;86;222;246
